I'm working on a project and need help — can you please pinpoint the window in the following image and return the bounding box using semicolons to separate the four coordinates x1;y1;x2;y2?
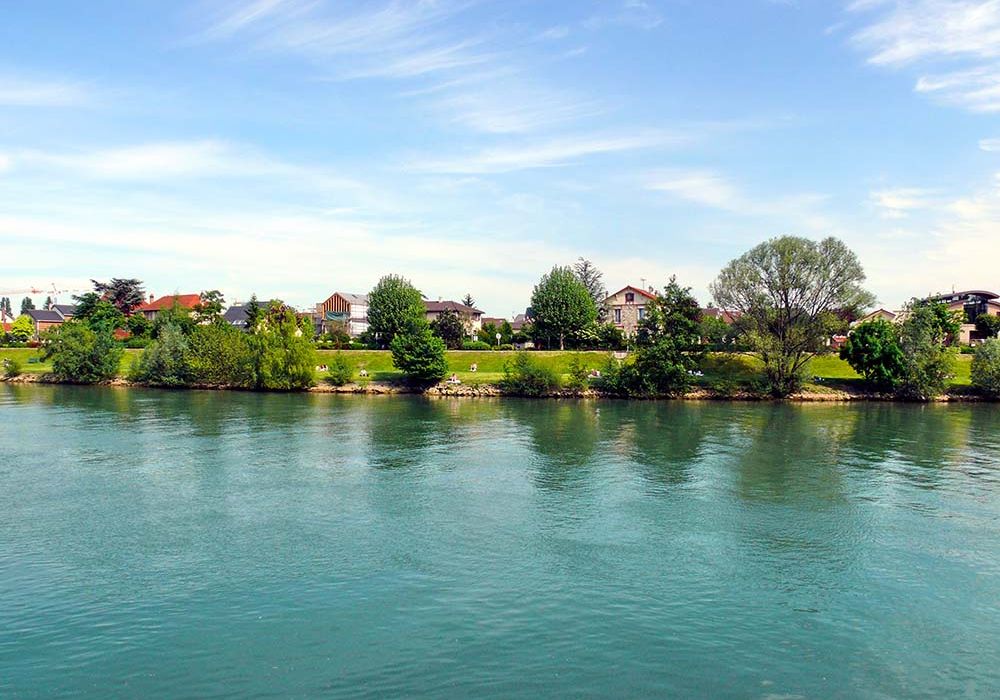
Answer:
625;292;635;303
638;307;646;320
614;308;622;324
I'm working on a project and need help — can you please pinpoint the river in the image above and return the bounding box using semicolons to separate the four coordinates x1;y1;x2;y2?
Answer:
1;385;999;698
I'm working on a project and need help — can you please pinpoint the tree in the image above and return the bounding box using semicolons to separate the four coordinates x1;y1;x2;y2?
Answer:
839;319;906;390
250;302;316;390
972;339;1000;398
430;308;466;349
896;300;957;400
72;292;101;319
462;293;476;308
530;266;598;350
43;296;54;310
130;322;191;386
975;313;1000;340
367;275;425;348
710;236;874;397
0;297;11;319
9;315;34;343
152;300;195;338
700;315;735;346
573;258;607;320
84;301;126;334
244;295;262;333
194;290;225;323
41;321;123;383
91;278;146;315
188;322;255;387
390;322;447;383
628;277;705;395
20;297;35;314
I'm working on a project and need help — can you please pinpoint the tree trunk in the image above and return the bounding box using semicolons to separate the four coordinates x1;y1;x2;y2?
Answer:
559;334;565;351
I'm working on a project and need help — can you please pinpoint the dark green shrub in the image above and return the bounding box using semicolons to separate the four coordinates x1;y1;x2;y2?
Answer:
499;352;560;396
462;340;492;350
41;321;123;383
497;343;514;351
326;352;353;386
566;353;590;392
839;319;906;390
390;324;448;383
129;323;191;386
188;323;255;387
2;357;21;378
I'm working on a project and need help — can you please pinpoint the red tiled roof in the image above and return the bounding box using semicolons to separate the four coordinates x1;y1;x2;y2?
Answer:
606;285;657;302
136;294;202;312
702;307;741;324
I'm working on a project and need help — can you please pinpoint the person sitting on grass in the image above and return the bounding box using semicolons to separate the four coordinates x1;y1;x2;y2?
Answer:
469;363;478;372
447;373;461;384
358;368;369;378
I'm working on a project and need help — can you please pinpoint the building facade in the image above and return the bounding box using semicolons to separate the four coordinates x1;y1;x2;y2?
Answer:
317;292;369;337
603;285;656;336
424;300;484;338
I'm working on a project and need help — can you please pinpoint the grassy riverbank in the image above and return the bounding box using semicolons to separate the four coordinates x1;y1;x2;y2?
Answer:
0;347;974;391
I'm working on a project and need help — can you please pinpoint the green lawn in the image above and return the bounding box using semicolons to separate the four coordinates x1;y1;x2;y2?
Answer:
1;346;975;391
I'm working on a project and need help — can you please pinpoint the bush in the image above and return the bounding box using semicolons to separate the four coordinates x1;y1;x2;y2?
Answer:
390;324;448;383
497;343;514;351
896;302;957;401
326;352;353;386
188;323;255;387
125;336;151;349
2;357;21;378
499;352;560;396
972;339;1000;398
462;340;492;350
839;319;906;390
129;323;191;386
42;321;123;384
566;353;590;392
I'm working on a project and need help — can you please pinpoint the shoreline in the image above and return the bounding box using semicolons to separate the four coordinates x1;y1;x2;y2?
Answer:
1;372;990;402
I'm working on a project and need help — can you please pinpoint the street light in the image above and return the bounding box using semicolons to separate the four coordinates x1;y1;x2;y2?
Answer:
496;332;502;348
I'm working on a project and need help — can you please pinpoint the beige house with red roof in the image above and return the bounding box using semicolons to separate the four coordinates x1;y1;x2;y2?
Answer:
136;294;202;321
604;285;656;336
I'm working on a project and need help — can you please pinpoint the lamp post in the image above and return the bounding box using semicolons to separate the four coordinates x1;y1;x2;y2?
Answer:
496;332;501;348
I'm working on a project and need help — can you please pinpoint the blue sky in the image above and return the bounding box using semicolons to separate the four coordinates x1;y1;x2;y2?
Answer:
2;0;999;317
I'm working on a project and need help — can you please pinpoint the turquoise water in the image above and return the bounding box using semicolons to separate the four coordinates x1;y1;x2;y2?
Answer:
1;385;999;698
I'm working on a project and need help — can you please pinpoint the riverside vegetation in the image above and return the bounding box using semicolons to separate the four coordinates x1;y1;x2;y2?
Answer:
3;235;998;400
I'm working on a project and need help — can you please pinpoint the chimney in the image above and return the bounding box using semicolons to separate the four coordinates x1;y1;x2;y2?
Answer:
149;293;155;303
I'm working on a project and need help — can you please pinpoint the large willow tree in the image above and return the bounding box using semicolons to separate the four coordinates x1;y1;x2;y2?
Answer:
710;236;874;396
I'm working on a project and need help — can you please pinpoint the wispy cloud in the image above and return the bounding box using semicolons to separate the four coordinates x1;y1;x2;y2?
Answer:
981;137;1000;151
647;170;741;209
848;0;1000;112
870;186;937;218
407;130;680;174
0;74;89;107
583;0;664;30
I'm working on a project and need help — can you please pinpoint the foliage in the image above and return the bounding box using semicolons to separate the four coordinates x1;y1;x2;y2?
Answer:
390;322;448;383
573;257;607;321
20;297;35;314
499;352;561;396
462;340;492;350
838;319;906;389
971;339;1000;397
975;313;1000;340
9;315;34;343
700;315;737;346
72;292;101;319
530;265;598;350
566;353;590;392
152;301;195;338
430;308;466;349
2;357;21;378
321;322;352;349
91;278;146;315
194;290;225;323
130;322;191;386
896;300;957;400
187;322;255;387
85;301;126;334
41;321;123;383
250;303;316;390
710;235;874;397
326;352;353;386
367;274;426;348
126;313;151;339
462;293;476;308
244;295;263;332
0;296;11;319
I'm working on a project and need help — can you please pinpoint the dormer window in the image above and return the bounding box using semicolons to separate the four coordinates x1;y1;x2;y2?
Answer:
625;292;635;303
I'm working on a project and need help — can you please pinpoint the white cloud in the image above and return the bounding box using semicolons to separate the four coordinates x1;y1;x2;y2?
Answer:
849;0;1000;112
980;137;1000;151
407;131;680;174
647;170;741;209
0;75;89;106
869;186;936;218
0;154;10;174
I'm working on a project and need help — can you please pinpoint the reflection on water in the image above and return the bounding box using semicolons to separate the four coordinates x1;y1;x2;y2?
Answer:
2;385;1000;699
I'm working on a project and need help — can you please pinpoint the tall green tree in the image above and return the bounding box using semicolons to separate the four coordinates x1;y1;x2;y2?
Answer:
530;266;597;350
710;236;874;396
430;308;466;349
367;274;425;348
896;300;958;400
391;322;448;383
91;278;146;315
9;315;34;342
573;258;607;320
0;297;11;318
43;296;54;310
839;319;906;390
462;293;476;308
194;290;225;323
244;295;262;332
20;297;35;314
975;313;1000;340
626;277;704;395
247;302;316;390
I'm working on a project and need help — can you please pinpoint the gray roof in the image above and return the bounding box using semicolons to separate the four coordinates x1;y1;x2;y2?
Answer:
424;300;483;314
223;305;249;326
52;304;77;316
337;292;368;305
27;309;65;322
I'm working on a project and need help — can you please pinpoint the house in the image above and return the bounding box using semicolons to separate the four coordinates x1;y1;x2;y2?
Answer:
701;307;741;324
927;290;1000;344
223;304;252;331
424;300;484;338
852;308;899;327
317;292;369;337
135;294;201;321
510;313;529;331
604;285;657;336
25;308;70;338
